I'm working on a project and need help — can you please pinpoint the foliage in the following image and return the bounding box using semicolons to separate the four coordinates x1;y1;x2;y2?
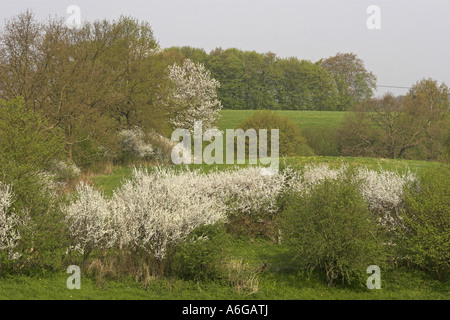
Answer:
238;110;314;157
0;11;173;167
281;177;386;286
172;223;232;281
399;166;450;282
276;58;339;110
0;98;69;272
320;52;377;110
0;98;64;184
301;127;340;156
338;80;449;161
171;47;359;111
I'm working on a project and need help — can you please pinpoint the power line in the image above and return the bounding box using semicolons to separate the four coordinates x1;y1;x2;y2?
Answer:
378;85;410;89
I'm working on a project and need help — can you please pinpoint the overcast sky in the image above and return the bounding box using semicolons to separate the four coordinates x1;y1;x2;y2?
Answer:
1;0;449;97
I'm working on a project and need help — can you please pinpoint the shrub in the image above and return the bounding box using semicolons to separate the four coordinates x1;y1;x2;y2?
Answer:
172;223;232;281
301;127;340;156
0;98;69;272
399;166;450;282
0;183;23;266
203;167;287;240
355;167;416;231
118;127;175;165
238;110;314;157
281;177;386;286
119;126;154;163
287;164;417;232
49;160;81;182
112;168;227;266
64;183;118;262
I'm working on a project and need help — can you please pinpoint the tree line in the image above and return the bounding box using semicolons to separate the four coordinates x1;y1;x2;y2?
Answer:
166;46;376;111
0;11;222;169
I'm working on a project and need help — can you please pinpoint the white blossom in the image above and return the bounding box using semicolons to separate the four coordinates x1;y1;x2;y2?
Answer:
168;59;222;133
355;167;416;228
49;160;81;179
63;163;416;260
0;182;22;259
112;167;226;259
287;163;417;228
200;167;286;216
64;183;118;255
119;126;154;159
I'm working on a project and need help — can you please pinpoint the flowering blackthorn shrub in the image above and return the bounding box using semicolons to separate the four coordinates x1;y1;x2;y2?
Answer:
112;167;227;260
168;59;222;133
355;167;416;228
203;167;286;217
49;160;81;181
63;164;417;264
287;164;416;228
64;183;118;258
119;126;154;160
0;182;22;260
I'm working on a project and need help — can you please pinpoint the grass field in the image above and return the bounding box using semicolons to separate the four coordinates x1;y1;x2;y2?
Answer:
1;239;449;300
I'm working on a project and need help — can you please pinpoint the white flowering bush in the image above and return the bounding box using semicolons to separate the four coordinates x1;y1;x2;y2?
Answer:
112;167;226;260
119;127;178;164
295;164;347;192
64;183;118;258
286;163;417;229
168;59;222;133
0;182;22;260
63;163;417;269
49;160;81;181
145;129;177;164
119;126;154;160
203;167;286;217
355;167;416;228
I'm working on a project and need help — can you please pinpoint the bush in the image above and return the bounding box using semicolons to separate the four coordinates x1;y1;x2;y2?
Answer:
172;223;232;281
238;110;314;157
64;183;118;262
0;182;22;269
0;98;70;273
281;177;386;286
118;127;154;163
286;164;416;233
301;127;340;156
399;166;450;282
202;167;288;240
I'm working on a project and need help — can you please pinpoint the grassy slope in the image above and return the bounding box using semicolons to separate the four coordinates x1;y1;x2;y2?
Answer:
1;240;449;300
